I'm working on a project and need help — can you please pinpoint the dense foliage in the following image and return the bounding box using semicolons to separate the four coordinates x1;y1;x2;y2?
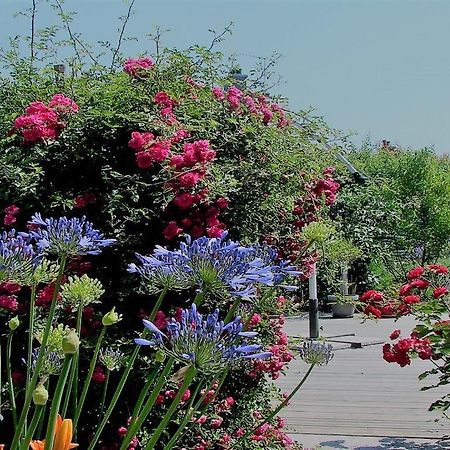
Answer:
333;144;450;290
363;265;450;417
0;9;341;446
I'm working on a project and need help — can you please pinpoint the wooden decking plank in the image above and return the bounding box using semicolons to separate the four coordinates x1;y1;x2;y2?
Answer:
278;315;450;439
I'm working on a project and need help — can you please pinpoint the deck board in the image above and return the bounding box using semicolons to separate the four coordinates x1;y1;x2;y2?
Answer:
278;315;450;440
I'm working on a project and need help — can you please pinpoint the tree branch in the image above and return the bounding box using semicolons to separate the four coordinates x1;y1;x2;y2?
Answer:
110;0;137;69
30;0;37;68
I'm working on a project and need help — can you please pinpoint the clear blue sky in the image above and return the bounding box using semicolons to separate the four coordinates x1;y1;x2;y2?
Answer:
1;0;450;153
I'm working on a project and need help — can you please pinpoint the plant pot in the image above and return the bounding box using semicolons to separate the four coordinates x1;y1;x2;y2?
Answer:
328;295;358;318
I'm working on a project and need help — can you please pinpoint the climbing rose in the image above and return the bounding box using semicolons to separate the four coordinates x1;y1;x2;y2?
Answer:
128;131;155;151
399;284;413;296
403;295;421;305
433;287;448;298
163;221;182;240
48;94;79;114
390;329;401;340
407;267;424;280
427;264;449;274
123;57;154;76
410;279;429;290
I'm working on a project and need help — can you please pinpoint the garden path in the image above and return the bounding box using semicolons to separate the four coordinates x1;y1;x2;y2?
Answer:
279;315;450;450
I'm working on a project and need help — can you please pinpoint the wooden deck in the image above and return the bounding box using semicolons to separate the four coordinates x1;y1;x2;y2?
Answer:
278;315;450;446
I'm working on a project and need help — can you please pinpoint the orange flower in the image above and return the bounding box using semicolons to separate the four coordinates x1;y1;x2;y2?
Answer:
30;415;78;450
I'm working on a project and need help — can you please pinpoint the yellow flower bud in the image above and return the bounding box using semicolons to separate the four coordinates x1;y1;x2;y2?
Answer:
8;316;20;331
62;329;80;354
33;384;48;406
155;349;166;363
102;307;121;326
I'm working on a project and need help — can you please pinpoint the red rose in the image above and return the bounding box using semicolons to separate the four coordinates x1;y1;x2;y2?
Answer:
399;284;413;296
427;264;449;274
364;304;381;318
4;204;19;215
403;295;421;305
410;279;429;290
389;329;401;340
163;221;182;241
433;287;448;298
135;151;153;169
407;266;424;280
3;214;16;225
360;290;383;302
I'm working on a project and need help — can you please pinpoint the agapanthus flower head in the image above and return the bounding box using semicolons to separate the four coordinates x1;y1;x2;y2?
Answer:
35;323;70;355
24;213;116;256
135;304;271;374
30;348;62;377
0;229;41;284
61;274;104;308
99;347;124;371
128;232;300;298
298;341;334;366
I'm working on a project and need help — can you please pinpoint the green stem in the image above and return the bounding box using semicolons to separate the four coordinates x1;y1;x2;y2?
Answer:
19;405;44;450
7;331;18;429
175;369;229;445
26;286;37;390
119;358;174;450
163;377;209;450
144;365;197;450
24;285;37;435
129;364;160;427
224;296;241;323
11;256;67;450
98;369;110;420
61;304;83;418
88;287;169;450
193;290;206;306
44;354;74;450
73;326;106;428
0;339;2;436
237;364;315;444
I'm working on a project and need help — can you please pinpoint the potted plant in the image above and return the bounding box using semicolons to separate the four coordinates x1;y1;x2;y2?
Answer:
328;287;360;318
324;238;363;318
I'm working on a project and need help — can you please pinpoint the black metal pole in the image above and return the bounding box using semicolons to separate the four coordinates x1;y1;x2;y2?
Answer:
309;298;319;339
308;263;319;339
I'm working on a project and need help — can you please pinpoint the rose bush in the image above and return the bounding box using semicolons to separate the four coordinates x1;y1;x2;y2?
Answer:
363;264;450;416
0;18;342;447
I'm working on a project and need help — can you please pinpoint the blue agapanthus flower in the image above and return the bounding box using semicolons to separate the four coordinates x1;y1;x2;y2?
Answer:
23;213;116;256
135;304;271;374
298;341;334;366
0;229;41;283
128;232;300;298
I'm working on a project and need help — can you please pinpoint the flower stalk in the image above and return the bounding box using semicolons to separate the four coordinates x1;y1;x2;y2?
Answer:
236;363;315;444
44;354;74;450
73;325;106;428
119;358;175;450
88;287;169;450
11;255;67;450
144;365;197;450
7;330;18;429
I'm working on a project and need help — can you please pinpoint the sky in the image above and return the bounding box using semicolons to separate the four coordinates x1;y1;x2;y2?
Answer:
1;0;450;153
